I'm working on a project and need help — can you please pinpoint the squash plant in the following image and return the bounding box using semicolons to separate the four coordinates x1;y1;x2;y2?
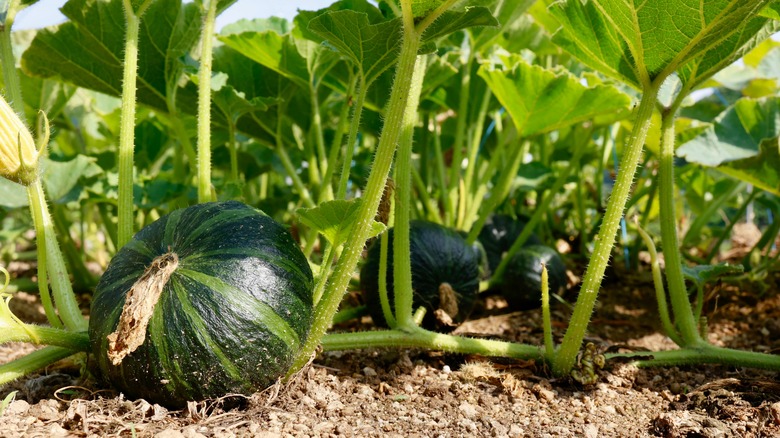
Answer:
0;0;779;409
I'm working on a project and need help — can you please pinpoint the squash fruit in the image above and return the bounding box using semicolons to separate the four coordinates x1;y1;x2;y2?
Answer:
361;220;480;331
89;201;313;407
478;214;543;274
499;244;567;309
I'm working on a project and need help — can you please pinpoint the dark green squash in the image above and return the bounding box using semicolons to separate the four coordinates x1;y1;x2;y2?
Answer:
361;220;480;331
499;244;567;309
89;201;313;407
478;214;542;274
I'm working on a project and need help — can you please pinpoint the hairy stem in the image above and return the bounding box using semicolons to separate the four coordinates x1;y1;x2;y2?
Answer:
196;0;218;203
117;0;153;247
553;86;660;376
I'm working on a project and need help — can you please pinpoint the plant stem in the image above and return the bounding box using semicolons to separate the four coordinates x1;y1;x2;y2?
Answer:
27;180;87;331
448;52;474;228
607;344;780;369
117;0;153;248
0;347;80;386
658;104;702;346
337;76;367;199
322;327;543;359
0;3;23;117
0;325;90;351
393;55;426;329
541;264;554;360
634;221;682;345
196;0;218;203
553;86;661;376
287;3;425;377
324;72;356;198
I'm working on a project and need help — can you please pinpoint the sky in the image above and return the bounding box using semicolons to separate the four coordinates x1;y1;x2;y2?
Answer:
15;0;338;30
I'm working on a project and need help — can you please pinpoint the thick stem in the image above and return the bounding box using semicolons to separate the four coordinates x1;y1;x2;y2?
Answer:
196;0;218;203
27;180;86;331
608;345;780;370
0;325;90;351
322;327;543;359
287;9;423;377
0;347;80;386
393;55;426;329
117;0;152;248
658;106;702;346
553;86;660;376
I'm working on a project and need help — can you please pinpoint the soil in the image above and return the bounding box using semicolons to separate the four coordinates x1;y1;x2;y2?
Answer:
1;258;779;437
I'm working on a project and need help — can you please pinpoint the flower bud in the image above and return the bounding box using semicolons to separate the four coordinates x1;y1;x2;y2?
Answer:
0;95;38;185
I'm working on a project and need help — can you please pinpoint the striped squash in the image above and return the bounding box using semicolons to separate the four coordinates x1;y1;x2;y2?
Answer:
89;201;313;407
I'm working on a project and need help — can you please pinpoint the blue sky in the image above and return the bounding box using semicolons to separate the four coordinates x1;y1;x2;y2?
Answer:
15;0;338;30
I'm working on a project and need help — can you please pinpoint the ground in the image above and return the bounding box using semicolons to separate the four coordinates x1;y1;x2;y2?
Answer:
1;260;779;437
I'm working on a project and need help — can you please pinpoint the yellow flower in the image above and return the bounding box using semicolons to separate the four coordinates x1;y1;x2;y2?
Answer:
0;94;39;185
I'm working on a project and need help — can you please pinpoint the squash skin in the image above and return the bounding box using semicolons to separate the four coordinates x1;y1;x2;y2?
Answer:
478;214;543;274
89;201;313;407
499;244;567;310
361;220;480;331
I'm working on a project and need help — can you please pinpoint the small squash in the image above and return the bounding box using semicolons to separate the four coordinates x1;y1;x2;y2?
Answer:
361;221;480;331
498;244;567;309
89;201;313;407
478;214;542;274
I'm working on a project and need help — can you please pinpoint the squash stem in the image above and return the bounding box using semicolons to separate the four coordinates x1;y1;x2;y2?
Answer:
393;55;427;329
607;344;780;369
0;2;23;117
0;325;90;352
336;75;367;199
658;103;702;346
634;220;683;345
540;264;554;360
0;347;80;386
322;327;543;360
553;85;660;376
196;0;218;203
27;180;87;331
117;0;153;248
287;2;425;377
324;71;356;198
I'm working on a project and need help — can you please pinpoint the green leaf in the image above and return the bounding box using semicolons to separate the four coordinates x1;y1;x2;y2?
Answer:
0;391;17;417
218;30;309;88
22;0;203;111
307;10;403;86
677;97;780;166
420;7;499;43
550;0;776;90
297;199;385;247
682;263;744;288
479;57;631;137
468;0;537;52
717;139;780;196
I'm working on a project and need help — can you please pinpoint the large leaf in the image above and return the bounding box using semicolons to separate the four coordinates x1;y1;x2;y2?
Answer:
678;97;780;195
468;0;537;52
307;10;403;86
677;97;779;166
218;30;309;88
549;0;776;90
306;6;496;86
22;0;203;111
479;57;631;137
